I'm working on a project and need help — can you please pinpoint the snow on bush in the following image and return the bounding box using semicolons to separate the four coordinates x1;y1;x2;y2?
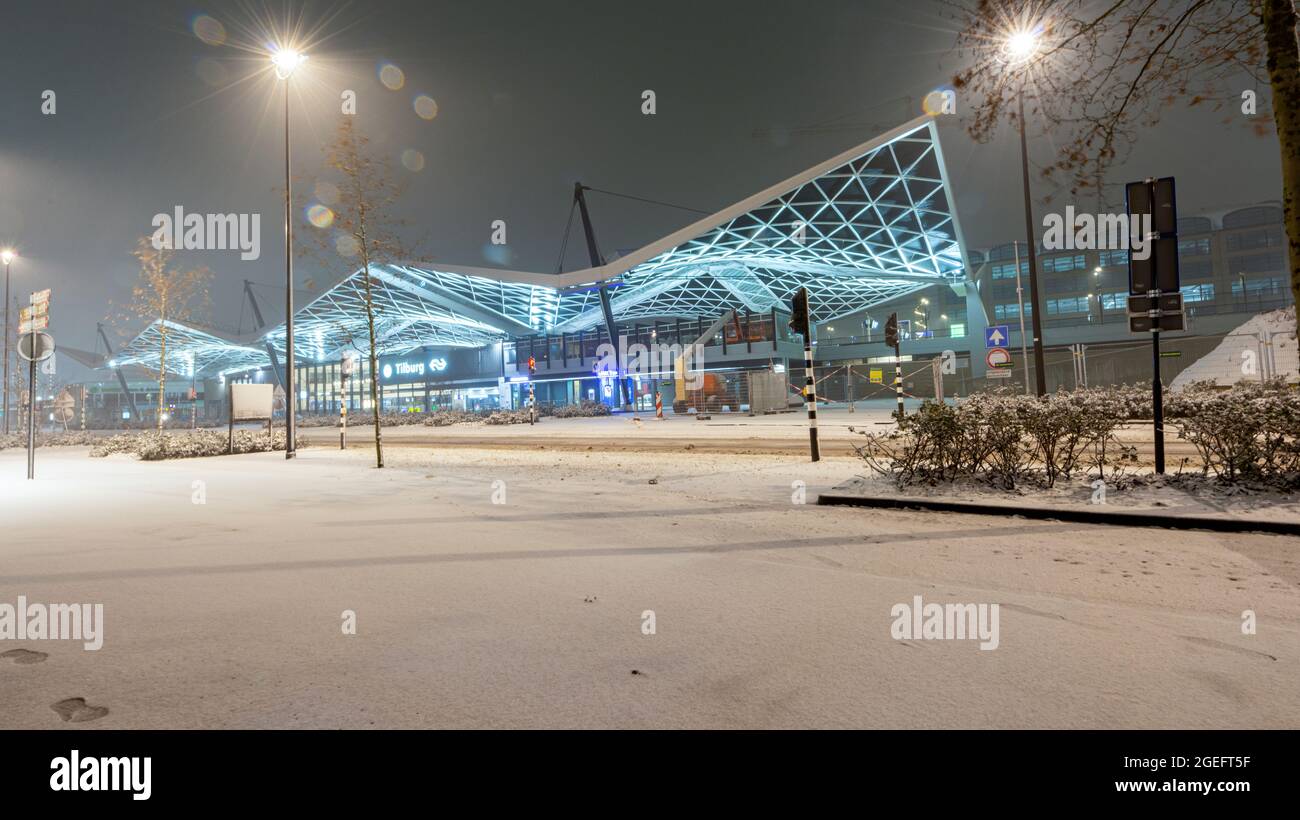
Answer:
0;431;100;450
483;409;535;425
855;387;1133;490
855;381;1299;490
1166;379;1300;485
89;430;304;460
544;401;612;418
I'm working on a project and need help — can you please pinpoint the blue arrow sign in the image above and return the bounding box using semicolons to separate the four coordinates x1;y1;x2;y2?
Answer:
985;325;1009;348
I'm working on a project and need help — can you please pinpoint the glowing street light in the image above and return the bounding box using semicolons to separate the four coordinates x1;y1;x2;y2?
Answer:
2;249;14;435
270;46;306;459
271;48;306;79
1003;28;1041;65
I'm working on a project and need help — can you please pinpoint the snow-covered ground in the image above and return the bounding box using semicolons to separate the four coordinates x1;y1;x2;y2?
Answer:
1;444;1297;728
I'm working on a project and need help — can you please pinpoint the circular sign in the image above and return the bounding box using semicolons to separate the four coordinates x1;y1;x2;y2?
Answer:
53;390;76;423
985;348;1012;369
18;331;55;362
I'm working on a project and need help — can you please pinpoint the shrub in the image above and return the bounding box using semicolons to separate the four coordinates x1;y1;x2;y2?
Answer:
545;401;612;419
855;381;1298;491
90;430;304;460
1166;379;1300;485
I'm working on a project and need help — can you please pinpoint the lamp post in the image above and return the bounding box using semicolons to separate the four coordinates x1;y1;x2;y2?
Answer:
272;47;305;459
2;249;13;435
1004;28;1048;396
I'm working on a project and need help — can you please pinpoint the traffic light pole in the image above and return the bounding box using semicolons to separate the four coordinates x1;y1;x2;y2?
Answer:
802;338;819;462
893;342;904;421
27;327;36;480
1152;330;1165;474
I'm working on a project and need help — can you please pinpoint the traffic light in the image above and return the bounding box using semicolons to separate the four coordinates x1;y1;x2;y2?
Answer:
527;356;536;375
788;288;809;337
884;312;899;348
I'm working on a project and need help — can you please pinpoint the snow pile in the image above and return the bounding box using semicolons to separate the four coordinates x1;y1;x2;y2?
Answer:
1173;306;1298;389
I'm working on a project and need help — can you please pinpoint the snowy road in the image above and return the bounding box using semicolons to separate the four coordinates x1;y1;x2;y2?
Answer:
1;445;1297;728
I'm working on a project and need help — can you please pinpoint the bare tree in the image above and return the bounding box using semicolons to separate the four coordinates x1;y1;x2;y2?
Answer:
304;116;422;468
949;0;1299;337
122;236;211;430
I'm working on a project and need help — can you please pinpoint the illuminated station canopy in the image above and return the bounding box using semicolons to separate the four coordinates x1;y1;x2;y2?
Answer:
112;115;969;377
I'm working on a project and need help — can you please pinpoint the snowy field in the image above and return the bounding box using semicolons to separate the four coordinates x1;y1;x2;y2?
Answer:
1;443;1297;728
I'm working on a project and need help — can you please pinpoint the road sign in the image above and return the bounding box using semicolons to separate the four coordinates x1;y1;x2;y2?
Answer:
17;331;54;362
19;304;47;322
869;368;883;384
985;325;1010;348
986;367;1012;378
30;289;50;305
986;348;1012;369
52;389;75;424
19;316;48;334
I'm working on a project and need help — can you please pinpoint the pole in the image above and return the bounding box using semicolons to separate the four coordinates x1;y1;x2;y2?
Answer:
27;325;36;480
283;75;297;459
1018;89;1047;396
846;364;854;412
1012;242;1031;395
893;342;905;420
339;373;348;449
3;260;10;434
528;381;535;425
1152;330;1165;474
802;338;820;462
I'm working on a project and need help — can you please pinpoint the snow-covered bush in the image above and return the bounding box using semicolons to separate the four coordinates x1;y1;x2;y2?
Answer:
483;409;535;425
545;401;612;418
89;430;304;460
855;387;1131;489
855;381;1298;490
421;409;478;426
0;431;100;450
1166;379;1300;485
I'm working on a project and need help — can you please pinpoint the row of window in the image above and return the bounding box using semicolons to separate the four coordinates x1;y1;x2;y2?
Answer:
995;282;1221;319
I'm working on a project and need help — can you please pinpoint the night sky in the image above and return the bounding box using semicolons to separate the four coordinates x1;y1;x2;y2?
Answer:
0;0;1282;373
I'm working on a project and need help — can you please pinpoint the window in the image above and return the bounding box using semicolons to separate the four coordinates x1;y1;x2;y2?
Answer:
1233;252;1285;274
1046;297;1089;315
1180;283;1215;303
1179;257;1213;278
1100;292;1126;310
1098;249;1129;267
1231;277;1285;297
1225;229;1282;253
994;303;1030;320
1041;254;1086;273
1177;237;1211;256
947;323;966;338
991;260;1028;280
1222;206;1282;230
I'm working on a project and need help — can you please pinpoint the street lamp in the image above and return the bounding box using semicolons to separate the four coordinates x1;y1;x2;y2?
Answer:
271;46;305;459
2;249;13;435
1002;25;1049;396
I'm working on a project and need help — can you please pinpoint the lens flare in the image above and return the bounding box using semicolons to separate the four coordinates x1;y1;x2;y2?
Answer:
335;233;360;257
314;181;339;205
192;15;227;46
306;203;335;229
378;62;405;91
401;149;425;172
413;94;438;120
195;57;228;87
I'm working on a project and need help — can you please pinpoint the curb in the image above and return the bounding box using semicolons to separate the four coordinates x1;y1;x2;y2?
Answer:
815;493;1300;536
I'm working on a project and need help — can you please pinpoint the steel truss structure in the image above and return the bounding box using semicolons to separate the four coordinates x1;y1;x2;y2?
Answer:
109;116;970;378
